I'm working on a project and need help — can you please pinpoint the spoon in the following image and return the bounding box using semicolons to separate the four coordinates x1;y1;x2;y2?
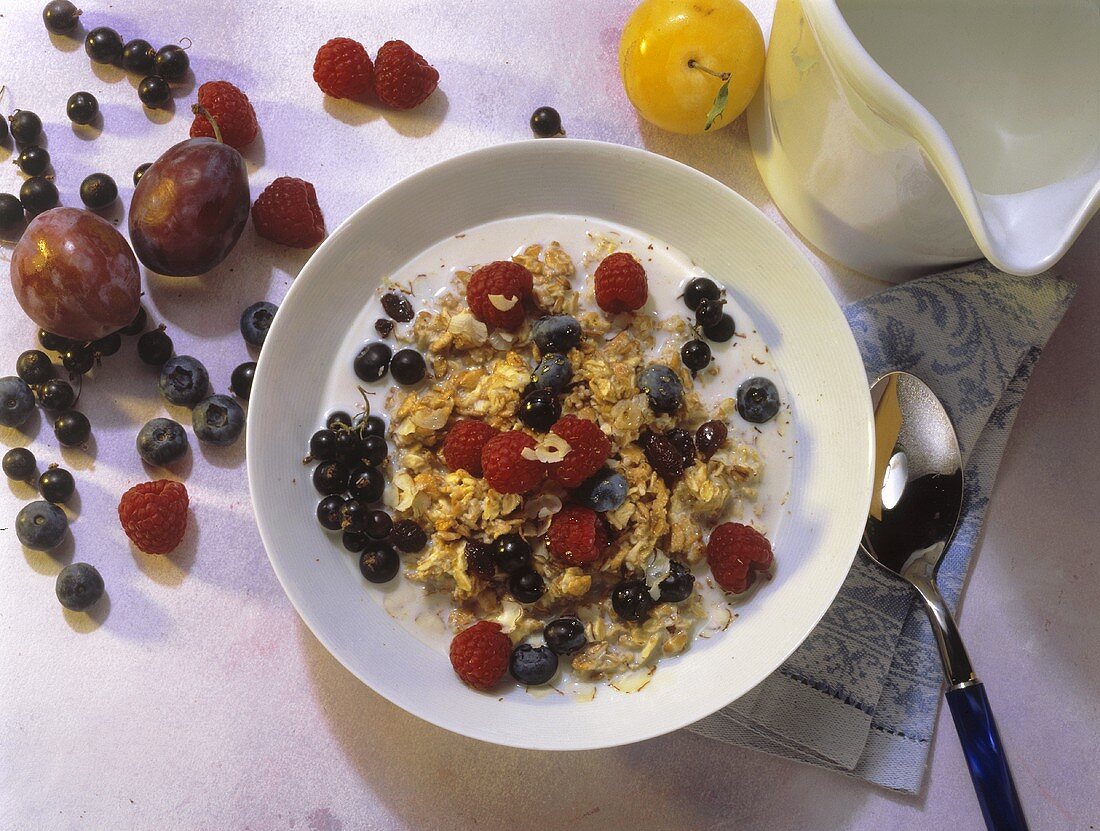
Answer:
862;372;1027;831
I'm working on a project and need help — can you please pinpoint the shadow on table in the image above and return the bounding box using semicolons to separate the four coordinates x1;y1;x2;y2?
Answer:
297;620;897;830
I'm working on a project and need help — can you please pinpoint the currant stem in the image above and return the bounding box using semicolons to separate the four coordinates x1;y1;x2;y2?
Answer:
191;104;222;143
688;60;731;82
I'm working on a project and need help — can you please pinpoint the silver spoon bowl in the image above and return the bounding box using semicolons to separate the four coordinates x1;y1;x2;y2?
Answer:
862;372;1027;831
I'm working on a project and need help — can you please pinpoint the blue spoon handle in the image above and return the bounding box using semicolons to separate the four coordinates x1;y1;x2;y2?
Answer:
945;682;1028;831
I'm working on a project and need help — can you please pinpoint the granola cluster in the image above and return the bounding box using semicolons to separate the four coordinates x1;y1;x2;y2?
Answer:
384;238;763;680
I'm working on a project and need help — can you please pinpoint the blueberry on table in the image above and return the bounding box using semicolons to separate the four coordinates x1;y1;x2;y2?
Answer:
543;617;586;655
230;362;256;400
133;162;153;186
16;500;68;550
66;92;99;125
85;27;123;64
390;349;427;386
16;350;56;386
153;44;189;81
56;563;105;612
8;110;42;145
192;395;245;446
637;364;684;414
680;339;712;374
682;277;720;311
532;314;581;354
19;177;59;217
240;301;278;347
0;376;36;428
359;544;400;583
736;377;781;423
702;313;736;343
3;447;36;480
80;173;118;210
658;560;695;603
159;356;209;407
15;146;50;176
530;106;563;138
42;0;82;34
509;643;558;685
53;410;90;446
38;466;75;503
509;567;545;603
353;342;392;382
137;417;189;466
138;75;171;108
38;378;75;411
137;328;174;366
611;579;655;622
0;194;25;235
122;39;156;74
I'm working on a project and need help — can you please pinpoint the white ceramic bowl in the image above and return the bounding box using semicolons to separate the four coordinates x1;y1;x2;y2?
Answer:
248;139;873;750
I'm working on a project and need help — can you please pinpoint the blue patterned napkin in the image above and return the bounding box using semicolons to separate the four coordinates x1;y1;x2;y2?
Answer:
687;263;1075;793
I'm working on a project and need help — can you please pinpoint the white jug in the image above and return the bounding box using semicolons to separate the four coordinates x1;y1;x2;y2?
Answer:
748;0;1100;279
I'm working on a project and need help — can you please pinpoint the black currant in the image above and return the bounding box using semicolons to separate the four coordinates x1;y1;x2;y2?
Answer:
16;349;55;385
543;617;586;655
38;378;76;411
517;387;561;432
342;531;368;553
3;447;37;480
353;342;392;382
658;560;696;603
0;194;24;234
530;106;562;137
362;415;386;437
695;297;725;328
683;277;720;311
80;173;118;210
137;328;173;365
493;534;531;574
316;495;344;531
333;430;362;460
351;467;385;503
15;146;50;176
133;162;152;186
121;39;156;73
118;306;147;336
20;176;59;216
338;499;367;533
153;44;189;81
66;91;98;125
8;111;43;145
62;345;95;375
361;435;387;466
54;410;91;446
611;579;655;622
92;332;121;357
313;460;350;495
359;544;399;583
42;0;82;34
390;349;426;386
364;509;393;541
326;411;351;430
230;362;256;400
509;567;545;603
703;313;736;343
39;467;76;503
85;26;123;63
138;75;171;108
680;339;712;374
309;429;337;461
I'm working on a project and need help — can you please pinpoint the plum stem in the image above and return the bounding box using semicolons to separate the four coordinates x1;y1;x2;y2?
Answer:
688;60;731;82
191;104;223;144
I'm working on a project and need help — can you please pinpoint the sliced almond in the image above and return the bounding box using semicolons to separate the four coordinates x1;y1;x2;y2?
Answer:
488;293;519;311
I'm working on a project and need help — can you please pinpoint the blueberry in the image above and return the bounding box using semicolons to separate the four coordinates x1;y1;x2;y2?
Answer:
361;435;387;466
532;314;581;354
38;467;75;503
56;563;104;611
309;429;338;461
3;447;36;480
680;339;712;374
611;579;655;622
62;344;95;376
38;378;75;411
53;410;90;446
737;377;781;423
683;277;720;311
16;350;55;385
313;460;349;495
92;333;122;357
240;301;277;347
665;428;696;467
530;106;563;138
159;356;209;407
658;560;695;603
509;643;558;685
16;145;50;176
695;420;728;459
637;365;683;414
351;467;385;503
531;353;572;392
353;342;392;382
703;313;736;343
20;176;59;217
381;291;414;322
464;539;495;578
364;509;393;540
16;500;67;550
493;533;531;573
137;328;173;366
42;0;82;34
136;417;189;466
66;92;99;126
153;44;190;81
359;544;399;583
138;75;171;108
517;388;561;432
0;376;36;428
391;520;428;553
0;194;24;235
578;470;628;513
122;39;156;74
80;173;118;210
543;617;586;655
85;26;123;63
390;349;426;385
316;495;345;531
8;110;42;145
509;567;545;603
230;362;256;400
193;395;245;446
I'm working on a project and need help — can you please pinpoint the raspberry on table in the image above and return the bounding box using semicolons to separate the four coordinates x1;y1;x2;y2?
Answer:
465;261;534;331
449;620;511;690
547;504;609;566
252;177;326;248
706;522;774;593
441;419;499;477
313;37;375;99
594;252;648;314
118;479;190;555
373;40;439;109
547;415;610;488
189;81;259;150
481;430;545;495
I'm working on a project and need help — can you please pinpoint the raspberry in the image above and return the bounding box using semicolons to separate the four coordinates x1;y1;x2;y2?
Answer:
547;415;610;488
594;252;648;314
465;261;534;331
373;40;439;109
481;430;545;495
449;620;511;691
313;37;374;99
441;419;499;477
547;505;609;566
118;479;189;555
706;522;774;594
189;81;258;150
252;177;326;248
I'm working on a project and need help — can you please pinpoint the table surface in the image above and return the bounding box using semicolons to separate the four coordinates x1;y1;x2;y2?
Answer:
1;2;1097;829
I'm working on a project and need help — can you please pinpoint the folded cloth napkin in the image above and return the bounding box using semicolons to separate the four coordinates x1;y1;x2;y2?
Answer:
687;262;1075;793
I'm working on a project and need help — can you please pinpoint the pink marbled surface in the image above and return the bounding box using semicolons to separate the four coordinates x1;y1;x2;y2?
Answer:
1;1;1097;828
